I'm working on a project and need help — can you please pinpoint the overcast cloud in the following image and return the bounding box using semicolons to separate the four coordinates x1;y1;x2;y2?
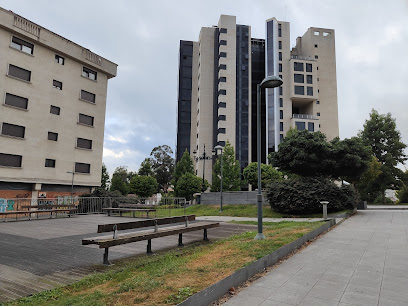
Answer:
1;0;408;175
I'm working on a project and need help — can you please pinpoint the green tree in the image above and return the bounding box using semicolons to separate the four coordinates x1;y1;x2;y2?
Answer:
243;163;283;189
173;150;194;187
150;145;175;192
129;175;158;198
101;163;110;190
359;109;407;201
211;141;241;191
110;166;130;195
175;173;202;200
138;158;154;176
354;156;382;202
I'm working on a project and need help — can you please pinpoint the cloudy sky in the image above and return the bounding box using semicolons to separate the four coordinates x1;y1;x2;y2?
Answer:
1;0;408;174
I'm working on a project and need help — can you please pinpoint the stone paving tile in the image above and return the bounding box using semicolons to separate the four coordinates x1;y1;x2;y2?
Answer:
299;295;340;306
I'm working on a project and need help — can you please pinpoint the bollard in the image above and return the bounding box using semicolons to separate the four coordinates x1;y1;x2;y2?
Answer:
320;201;329;220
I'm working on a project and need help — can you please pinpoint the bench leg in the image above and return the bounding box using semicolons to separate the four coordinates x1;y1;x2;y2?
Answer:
147;239;153;255
203;229;209;242
120;211;122;217
178;233;184;247
108;211;111;216
147;211;149;218
103;248;111;265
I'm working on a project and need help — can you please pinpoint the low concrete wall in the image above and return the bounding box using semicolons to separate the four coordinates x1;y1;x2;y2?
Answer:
179;219;336;306
200;191;267;205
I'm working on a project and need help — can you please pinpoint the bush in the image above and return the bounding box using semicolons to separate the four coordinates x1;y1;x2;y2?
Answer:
373;194;393;204
267;177;358;215
397;185;408;203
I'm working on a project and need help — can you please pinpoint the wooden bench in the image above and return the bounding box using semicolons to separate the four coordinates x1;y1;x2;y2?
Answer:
0;205;76;222
102;207;156;218
82;215;219;265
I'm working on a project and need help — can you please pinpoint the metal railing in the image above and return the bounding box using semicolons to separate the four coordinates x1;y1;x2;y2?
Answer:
290;55;315;61
292;113;318;120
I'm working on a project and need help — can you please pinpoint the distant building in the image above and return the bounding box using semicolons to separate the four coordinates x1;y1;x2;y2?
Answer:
0;8;117;199
176;14;339;185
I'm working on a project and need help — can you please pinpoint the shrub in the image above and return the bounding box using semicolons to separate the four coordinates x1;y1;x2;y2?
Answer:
267;177;358;214
373;194;393;204
397;185;408;203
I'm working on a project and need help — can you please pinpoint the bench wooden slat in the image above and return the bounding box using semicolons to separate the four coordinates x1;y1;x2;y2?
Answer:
0;209;75;215
102;208;156;212
83;221;219;248
21;205;76;209
118;204;156;209
97;215;196;233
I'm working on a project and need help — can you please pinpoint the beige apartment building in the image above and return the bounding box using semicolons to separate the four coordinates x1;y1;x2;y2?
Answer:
177;15;339;186
0;8;117;200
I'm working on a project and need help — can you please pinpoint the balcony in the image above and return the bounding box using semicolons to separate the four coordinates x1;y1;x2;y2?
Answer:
292;113;318;120
291;55;316;61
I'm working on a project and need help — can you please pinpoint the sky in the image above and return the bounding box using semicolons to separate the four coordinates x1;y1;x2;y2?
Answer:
1;0;408;175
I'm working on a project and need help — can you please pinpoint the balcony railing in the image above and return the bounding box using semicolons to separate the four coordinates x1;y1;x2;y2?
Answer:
292;113;318;120
290;55;315;61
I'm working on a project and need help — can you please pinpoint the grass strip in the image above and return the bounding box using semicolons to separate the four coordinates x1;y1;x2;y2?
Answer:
8;221;324;306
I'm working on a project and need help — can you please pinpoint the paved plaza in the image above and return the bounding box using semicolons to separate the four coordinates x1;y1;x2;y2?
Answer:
0;214;254;302
226;210;408;306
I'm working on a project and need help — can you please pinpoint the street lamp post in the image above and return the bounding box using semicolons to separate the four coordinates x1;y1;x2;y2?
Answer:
193;144;215;192
67;169;75;204
214;145;224;212
255;75;283;240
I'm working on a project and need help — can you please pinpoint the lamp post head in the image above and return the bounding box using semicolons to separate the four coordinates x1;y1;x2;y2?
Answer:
214;145;224;151
260;75;283;89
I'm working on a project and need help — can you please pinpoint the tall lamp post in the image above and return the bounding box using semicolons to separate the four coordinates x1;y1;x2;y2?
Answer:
193;144;215;191
214;145;224;212
255;75;283;240
67;169;75;204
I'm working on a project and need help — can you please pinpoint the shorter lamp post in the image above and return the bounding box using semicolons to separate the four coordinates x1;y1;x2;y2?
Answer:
67;169;75;204
320;201;329;220
214;145;224;212
255;75;283;240
193;144;215;192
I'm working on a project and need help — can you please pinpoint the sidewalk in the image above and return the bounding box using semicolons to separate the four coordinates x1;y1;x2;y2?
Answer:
225;210;408;305
367;205;408;210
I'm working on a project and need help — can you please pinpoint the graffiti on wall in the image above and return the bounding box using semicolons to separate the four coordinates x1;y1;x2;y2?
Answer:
0;199;15;212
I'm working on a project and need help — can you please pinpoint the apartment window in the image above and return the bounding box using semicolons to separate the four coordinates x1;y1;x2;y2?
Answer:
314;44;318;48
280;110;283;120
48;132;58;141
218;128;226;134
278;24;282;37
219;40;227;46
4;93;28;109
82;67;97;81
314;31;320;36
11;36;34;55
55;55;64;65
75;162;91;174
77;138;92;150
80;90;96;103
218;115;226;121
1;123;25;138
279;63;282;72
307;87;313;96
218;89;226;95
53;80;62;90
218;102;226;108
295;121;306;131
280;134;284;141
308;122;315;132
279;41;282;49
279;87;283;95
8;64;31;82
280;122;283;132
307;75;313;84
219;52;227;58
279;98;283;107
219;77;226;83
220;28;227;34
306;63;312;72
45;159;56;168
218;141;226;147
78;113;94;127
317;112;321;116
279;52;282;61
316;100;320;104
50;105;60;115
315;55;318;59
294;86;304;95
323;32;330;37
294;62;303;72
219;64;227;70
294;74;304;83
0;153;22;168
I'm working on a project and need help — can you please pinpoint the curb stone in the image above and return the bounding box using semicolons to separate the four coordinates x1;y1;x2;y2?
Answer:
178;219;336;306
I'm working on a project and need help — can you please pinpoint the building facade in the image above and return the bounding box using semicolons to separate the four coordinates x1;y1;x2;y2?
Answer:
0;8;117;200
176;15;338;185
